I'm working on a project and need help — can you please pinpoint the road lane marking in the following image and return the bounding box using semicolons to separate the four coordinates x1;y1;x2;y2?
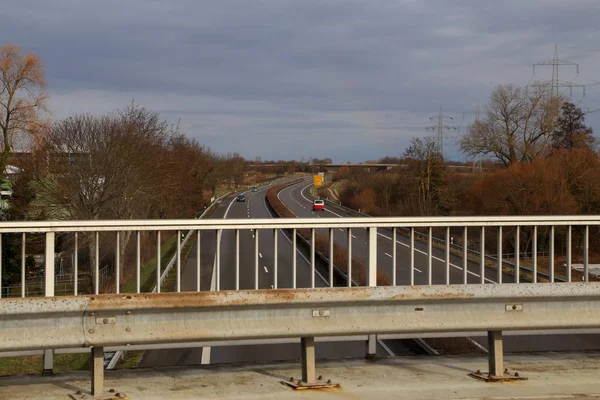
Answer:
293;181;495;284
264;266;269;273
385;253;392;258
339;229;344;232
351;235;357;239
261;180;330;286
375;232;495;283
259;253;263;258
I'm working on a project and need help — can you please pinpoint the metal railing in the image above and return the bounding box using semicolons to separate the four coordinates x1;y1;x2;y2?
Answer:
319;199;570;281
0;215;599;394
0;216;596;301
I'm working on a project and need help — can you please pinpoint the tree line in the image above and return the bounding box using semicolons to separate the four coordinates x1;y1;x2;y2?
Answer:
0;45;254;290
337;84;597;218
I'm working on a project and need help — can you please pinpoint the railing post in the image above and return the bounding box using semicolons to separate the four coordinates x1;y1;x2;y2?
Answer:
488;330;503;377
92;346;104;396
367;227;377;287
366;227;378;359
43;232;55;375
301;337;316;384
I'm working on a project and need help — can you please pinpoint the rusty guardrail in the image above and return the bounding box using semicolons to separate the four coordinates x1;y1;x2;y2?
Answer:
3;283;600;394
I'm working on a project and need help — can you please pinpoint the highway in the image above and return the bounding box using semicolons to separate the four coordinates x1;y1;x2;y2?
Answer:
278;178;600;353
141;180;417;367
141;177;600;367
279;178;515;285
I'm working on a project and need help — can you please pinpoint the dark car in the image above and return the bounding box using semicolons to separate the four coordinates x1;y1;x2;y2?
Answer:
236;195;246;202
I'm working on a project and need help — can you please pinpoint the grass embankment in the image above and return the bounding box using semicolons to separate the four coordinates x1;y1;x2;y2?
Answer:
266;182;390;286
0;233;182;376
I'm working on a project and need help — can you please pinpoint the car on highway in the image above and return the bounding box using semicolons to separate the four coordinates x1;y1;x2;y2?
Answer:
236;195;246;202
252;186;257;192
312;199;325;211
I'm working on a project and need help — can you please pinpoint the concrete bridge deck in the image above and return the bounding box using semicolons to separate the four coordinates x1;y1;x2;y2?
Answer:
2;352;600;400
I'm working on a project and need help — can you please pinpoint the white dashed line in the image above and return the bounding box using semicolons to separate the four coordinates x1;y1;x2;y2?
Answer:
263;266;269;273
351;235;357;239
259;253;263;258
385;252;392;258
339;229;344;232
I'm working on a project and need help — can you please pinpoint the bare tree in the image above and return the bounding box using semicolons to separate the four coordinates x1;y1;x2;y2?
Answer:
0;44;48;168
460;85;563;166
403;137;446;216
32;106;172;288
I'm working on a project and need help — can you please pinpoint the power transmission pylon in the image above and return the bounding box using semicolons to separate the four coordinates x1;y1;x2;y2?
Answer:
528;44;586;97
426;106;457;156
459;102;484;173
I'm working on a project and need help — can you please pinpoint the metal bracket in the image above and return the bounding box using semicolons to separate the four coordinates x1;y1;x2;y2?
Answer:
281;376;340;390
312;309;330;317
505;304;523;312
70;389;129;399
96;317;116;325
469;369;528;382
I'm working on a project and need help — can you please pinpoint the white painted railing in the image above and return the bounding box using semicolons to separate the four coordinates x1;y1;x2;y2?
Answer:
0;216;597;301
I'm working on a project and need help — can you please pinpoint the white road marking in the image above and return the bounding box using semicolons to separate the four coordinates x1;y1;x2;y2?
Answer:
351;235;357;239
264;266;269;273
385;252;392;258
223;194;239;218
376;232;495;283
290;179;494;284
259;253;263;258
339;229;344;232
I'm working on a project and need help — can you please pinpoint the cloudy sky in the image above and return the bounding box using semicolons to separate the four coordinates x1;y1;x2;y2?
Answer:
2;0;599;162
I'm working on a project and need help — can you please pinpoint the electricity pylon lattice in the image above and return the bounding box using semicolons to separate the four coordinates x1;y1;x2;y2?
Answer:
426;106;457;156
528;44;586;97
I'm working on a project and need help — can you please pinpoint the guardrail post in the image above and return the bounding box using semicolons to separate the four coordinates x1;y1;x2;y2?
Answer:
42;232;55;375
488;330;503;377
92;346;104;396
366;334;377;360
301;337;316;384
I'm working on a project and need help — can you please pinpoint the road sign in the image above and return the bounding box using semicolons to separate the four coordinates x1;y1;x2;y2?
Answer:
314;175;323;187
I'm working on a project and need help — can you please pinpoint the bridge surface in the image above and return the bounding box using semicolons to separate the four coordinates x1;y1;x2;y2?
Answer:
1;352;599;399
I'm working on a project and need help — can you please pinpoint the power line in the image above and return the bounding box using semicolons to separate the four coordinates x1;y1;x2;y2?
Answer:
425;106;457;156
528;44;586;97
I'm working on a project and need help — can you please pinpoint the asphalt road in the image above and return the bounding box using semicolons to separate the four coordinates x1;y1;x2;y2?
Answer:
141;177;600;367
279;178;600;353
279;179;515;285
141;180;414;367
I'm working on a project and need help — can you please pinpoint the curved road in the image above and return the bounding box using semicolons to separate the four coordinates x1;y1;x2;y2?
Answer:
280;178;600;353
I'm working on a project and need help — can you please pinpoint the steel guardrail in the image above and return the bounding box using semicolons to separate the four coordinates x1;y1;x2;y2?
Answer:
2;283;600;352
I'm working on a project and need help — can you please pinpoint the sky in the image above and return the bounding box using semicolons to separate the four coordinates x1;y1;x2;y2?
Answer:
1;0;599;162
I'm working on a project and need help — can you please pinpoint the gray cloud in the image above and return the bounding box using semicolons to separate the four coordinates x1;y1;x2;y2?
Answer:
0;0;599;161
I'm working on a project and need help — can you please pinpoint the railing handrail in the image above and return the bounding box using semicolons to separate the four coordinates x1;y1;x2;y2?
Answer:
0;215;599;233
